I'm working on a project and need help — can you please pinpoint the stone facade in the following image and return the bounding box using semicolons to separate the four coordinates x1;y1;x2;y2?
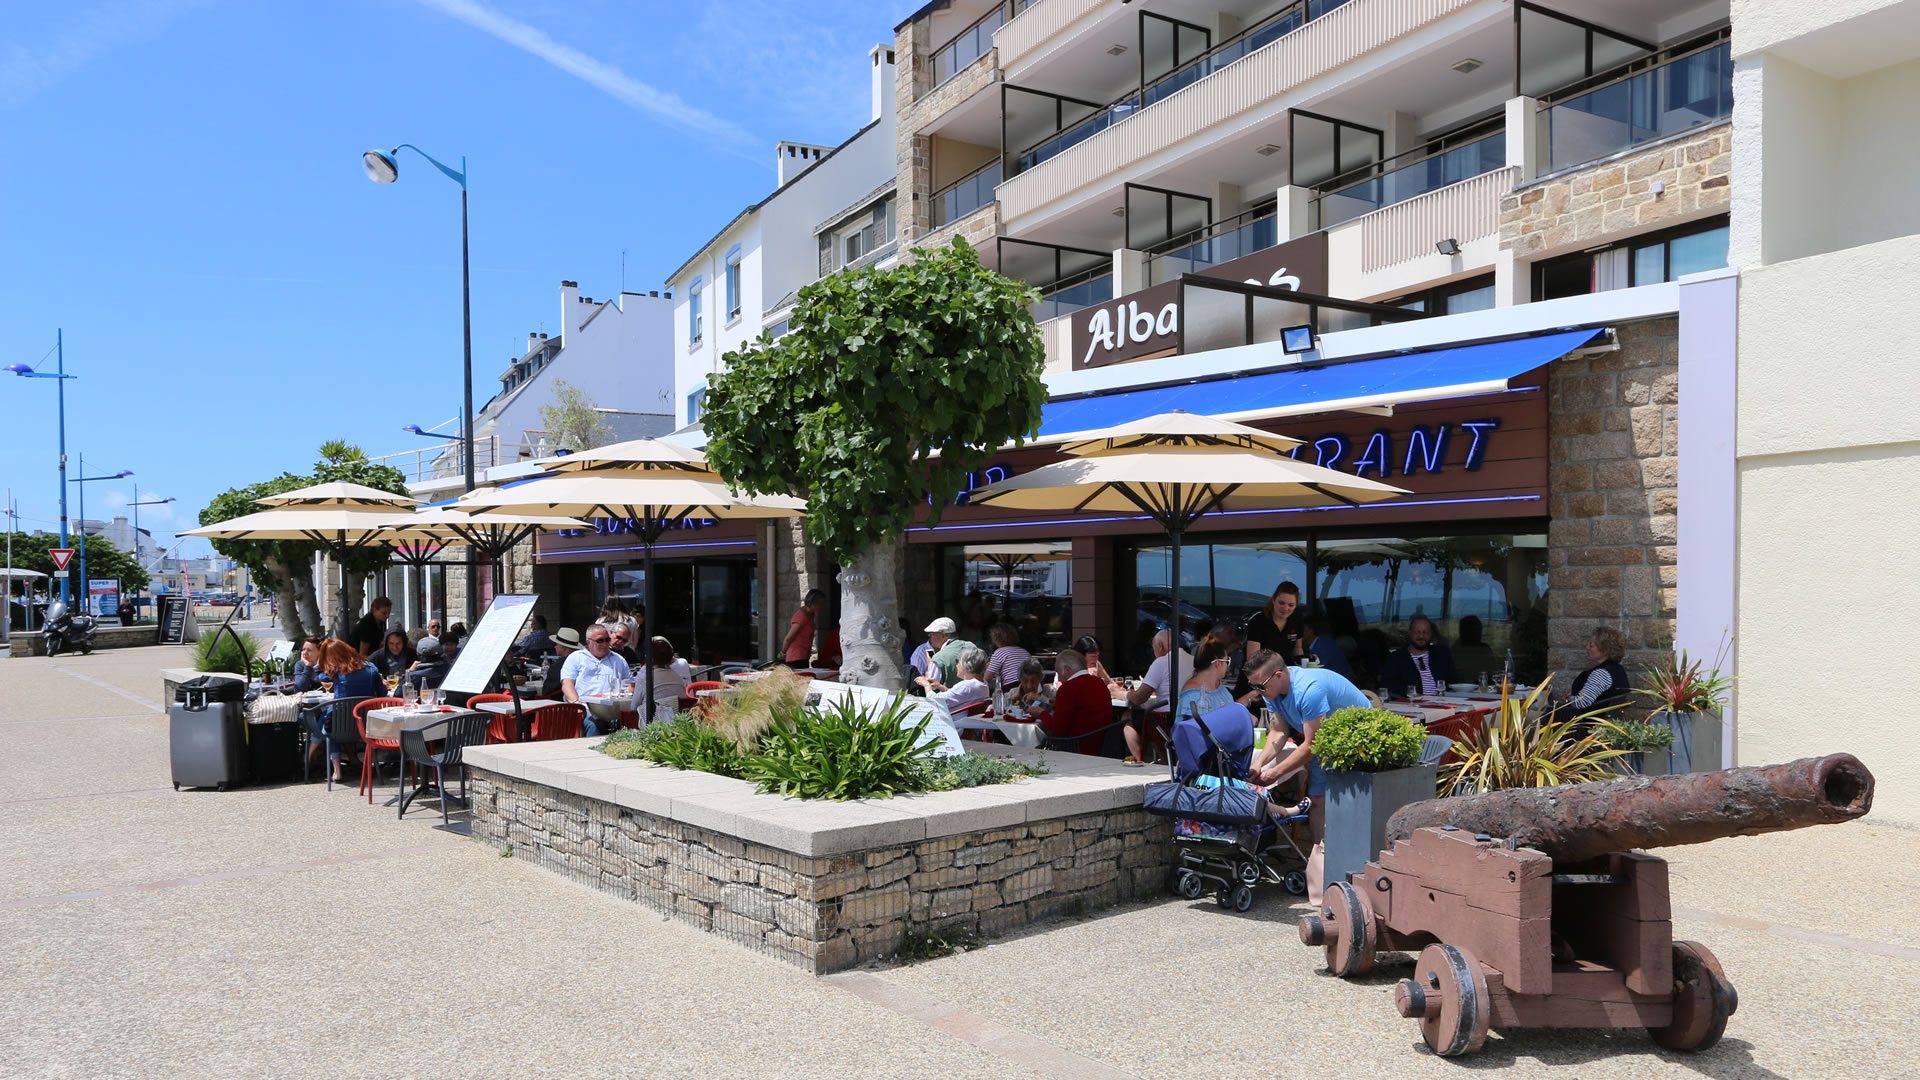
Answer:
471;769;1174;974
912;200;1002;259
895;14;1001;249
1544;317;1679;678
1500;123;1732;264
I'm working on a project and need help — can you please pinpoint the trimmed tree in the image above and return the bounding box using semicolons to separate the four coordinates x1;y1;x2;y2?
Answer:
702;237;1047;688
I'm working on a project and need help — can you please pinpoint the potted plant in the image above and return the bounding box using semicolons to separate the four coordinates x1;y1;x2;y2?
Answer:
1441;677;1629;794
1316;706;1434;888
1636;648;1733;774
1599;717;1677;776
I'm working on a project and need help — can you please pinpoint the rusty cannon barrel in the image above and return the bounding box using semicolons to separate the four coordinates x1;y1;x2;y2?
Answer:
1384;754;1873;864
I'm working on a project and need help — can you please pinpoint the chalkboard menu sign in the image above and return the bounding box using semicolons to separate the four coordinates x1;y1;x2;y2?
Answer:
159;596;189;644
441;594;538;695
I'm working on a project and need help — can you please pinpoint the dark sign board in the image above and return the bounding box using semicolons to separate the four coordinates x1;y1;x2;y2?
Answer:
1071;231;1329;370
159;595;189;644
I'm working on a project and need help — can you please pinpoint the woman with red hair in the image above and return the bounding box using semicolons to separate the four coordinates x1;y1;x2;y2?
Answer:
319;638;382;784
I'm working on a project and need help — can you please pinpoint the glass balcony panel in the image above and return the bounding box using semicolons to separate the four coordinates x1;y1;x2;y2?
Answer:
931;4;1011;88
1315;130;1506;229
1030;273;1114;322
930;161;1003;229
1145;214;1278;286
1544;42;1732;173
1142;4;1303;109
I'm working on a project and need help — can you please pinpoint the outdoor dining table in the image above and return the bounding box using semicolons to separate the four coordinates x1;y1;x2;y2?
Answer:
580;692;632;725
364;705;481;805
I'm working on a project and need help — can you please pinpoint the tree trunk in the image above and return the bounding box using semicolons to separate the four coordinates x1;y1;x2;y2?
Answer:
341;570;366;639
837;539;906;690
258;555;308;640
294;570;323;641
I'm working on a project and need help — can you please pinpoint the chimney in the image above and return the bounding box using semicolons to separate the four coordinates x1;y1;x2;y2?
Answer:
776;140;833;187
869;43;896;123
558;280;579;339
526;332;539;355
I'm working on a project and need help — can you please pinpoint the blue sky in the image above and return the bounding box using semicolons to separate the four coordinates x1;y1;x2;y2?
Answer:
0;0;905;557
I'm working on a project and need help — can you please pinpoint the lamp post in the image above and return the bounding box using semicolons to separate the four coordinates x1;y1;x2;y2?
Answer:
130;489;173;620
364;144;476;623
74;455;132;616
5;329;78;605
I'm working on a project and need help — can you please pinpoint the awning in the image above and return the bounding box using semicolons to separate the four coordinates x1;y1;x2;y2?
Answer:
1036;327;1605;441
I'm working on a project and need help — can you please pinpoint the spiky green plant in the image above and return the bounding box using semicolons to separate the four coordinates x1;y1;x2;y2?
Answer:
1440;676;1631;795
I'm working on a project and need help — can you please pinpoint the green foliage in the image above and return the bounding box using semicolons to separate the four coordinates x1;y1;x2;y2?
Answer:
599;717;749;777
199;441;412;585
0;532;148;591
193;629;259;674
909;752;1044;792
1313;707;1427;773
702;236;1049;563
707;668;811;749
310;442;410;576
1600;716;1676;752
1441;677;1630;795
537;380;614;452
747;695;939;800
1637;644;1734;715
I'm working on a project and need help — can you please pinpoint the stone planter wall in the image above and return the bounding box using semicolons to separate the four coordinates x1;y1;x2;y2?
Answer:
467;748;1173;974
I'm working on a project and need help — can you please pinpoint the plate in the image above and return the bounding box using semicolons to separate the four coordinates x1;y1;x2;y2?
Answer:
1447;683;1478;693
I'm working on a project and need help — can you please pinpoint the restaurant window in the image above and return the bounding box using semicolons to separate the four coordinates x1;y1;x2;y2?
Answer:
1535;215;1728;300
1123;539;1306;672
610;554;758;663
724;246;743;321
934;542;1073;654
1384;274;1497;317
688;278;704;345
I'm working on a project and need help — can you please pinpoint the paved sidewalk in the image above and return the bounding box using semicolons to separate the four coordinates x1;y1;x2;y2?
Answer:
2;646;1914;1078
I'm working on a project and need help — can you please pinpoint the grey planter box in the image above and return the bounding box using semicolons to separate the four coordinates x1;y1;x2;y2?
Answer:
1621;747;1674;776
1657;710;1722;773
1324;763;1439;887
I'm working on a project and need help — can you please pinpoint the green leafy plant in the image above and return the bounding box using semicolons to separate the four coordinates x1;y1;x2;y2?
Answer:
1637;645;1734;715
1312;707;1427;773
1441;677;1631;795
192;628;259;674
537;379;614;452
746;695;939;800
909;752;1045;792
599;717;748;777
1600;717;1676;752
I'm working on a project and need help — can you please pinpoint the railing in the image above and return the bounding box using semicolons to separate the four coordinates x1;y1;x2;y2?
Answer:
367;431;557;484
930;159;1003;229
1030;266;1113;322
1140;0;1351;111
1311;126;1507;229
1541;38;1732;174
929;0;1035;90
1144;207;1279;286
1009;0;1345;176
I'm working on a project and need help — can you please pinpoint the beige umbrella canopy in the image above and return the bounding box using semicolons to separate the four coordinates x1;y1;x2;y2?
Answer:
970;410;1408;700
454;450;805;707
254;481;420;508
371;506;588;577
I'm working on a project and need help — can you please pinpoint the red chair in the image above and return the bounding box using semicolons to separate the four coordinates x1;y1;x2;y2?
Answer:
617;710;640;730
952;697;993;741
353;697;407;805
527;702;586;741
467;692;516;745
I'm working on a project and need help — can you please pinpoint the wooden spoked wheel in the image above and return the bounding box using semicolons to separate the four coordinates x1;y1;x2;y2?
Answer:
1649;940;1737;1051
1409;944;1491;1057
1323;880;1379;977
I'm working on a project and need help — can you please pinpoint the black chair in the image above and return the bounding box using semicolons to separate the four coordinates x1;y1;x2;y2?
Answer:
398;712;489;825
1034;713;1134;757
301;694;375;792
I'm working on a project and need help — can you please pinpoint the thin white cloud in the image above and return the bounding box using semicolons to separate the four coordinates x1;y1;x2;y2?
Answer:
692;0;898;139
0;0;213;110
415;0;767;168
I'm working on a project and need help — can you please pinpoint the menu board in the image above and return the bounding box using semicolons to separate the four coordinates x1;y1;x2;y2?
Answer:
159;596;189;644
440;594;538;695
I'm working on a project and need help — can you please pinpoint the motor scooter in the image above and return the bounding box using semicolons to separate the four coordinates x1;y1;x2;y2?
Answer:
42;601;96;656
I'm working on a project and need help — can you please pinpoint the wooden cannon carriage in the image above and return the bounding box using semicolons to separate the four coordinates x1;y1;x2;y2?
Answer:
1298;754;1874;1057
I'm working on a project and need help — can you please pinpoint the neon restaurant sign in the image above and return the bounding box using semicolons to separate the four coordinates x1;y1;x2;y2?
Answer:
557;516;720;537
1293;418;1503;477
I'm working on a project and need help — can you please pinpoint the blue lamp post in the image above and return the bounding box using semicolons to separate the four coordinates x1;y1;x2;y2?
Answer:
130;489;173;617
365;144;476;621
74;455;132;615
5;328;78;604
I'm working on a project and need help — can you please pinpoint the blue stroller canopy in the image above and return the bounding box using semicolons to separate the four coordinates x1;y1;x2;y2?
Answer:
1172;702;1256;782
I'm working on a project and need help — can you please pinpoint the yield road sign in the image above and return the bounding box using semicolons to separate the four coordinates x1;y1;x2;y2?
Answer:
48;548;74;572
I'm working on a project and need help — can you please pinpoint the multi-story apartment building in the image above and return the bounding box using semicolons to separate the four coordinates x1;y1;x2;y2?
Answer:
1725;0;1920;822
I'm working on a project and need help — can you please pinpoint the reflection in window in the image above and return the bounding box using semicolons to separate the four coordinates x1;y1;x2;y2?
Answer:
935;543;1074;654
1128;541;1307;671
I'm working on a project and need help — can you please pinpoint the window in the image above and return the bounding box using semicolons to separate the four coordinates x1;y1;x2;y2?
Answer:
725;246;742;320
686;385;707;424
1534;216;1728;300
688;278;703;345
1386;274;1497;317
840;200;895;267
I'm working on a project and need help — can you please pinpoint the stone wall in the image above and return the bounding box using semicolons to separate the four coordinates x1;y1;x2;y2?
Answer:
1501;123;1731;265
471;769;1173;974
1544;317;1679;678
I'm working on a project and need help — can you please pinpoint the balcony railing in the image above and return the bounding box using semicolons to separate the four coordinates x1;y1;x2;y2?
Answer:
930;159;1003;229
1311;126;1507;229
367;431;556;484
1541;37;1732;174
929;0;1035;91
1008;0;1346;176
1144;207;1279;286
1030;266;1113;322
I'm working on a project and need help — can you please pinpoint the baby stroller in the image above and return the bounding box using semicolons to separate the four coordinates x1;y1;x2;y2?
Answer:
1142;702;1311;912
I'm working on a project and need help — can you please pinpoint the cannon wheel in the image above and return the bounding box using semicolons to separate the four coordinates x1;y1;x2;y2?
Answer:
1414;944;1491;1057
1649;940;1736;1051
1324;881;1378;977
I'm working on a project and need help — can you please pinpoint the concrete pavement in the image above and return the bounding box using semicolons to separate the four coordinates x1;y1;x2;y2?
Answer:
2;644;1915;1078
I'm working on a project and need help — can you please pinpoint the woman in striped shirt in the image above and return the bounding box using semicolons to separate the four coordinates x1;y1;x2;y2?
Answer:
1556;625;1631;725
984;622;1031;691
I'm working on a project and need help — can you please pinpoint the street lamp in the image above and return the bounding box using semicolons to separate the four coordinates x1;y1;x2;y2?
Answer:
74;454;131;615
364;143;476;622
5;328;78;604
129;489;173;618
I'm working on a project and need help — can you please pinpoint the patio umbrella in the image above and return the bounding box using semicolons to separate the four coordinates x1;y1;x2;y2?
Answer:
969;410;1409;711
450;459;805;719
372;507;587;593
963;542;1072;594
184;482;421;636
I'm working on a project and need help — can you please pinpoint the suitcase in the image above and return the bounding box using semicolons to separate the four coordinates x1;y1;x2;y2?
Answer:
245;720;302;785
170;676;249;791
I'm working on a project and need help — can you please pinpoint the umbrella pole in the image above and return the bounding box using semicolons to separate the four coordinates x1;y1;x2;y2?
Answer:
642;527;656;728
1169;521;1182;722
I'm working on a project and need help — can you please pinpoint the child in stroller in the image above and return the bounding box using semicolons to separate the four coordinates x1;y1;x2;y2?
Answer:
1142;702;1312;912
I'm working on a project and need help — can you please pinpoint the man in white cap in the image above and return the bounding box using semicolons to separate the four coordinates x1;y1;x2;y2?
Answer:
913;616;978;691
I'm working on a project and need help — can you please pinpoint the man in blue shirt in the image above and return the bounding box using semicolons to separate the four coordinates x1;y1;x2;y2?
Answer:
1245;650;1371;850
561;624;632;736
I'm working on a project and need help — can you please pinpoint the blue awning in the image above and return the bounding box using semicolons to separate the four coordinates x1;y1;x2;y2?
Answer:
1038;328;1604;439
